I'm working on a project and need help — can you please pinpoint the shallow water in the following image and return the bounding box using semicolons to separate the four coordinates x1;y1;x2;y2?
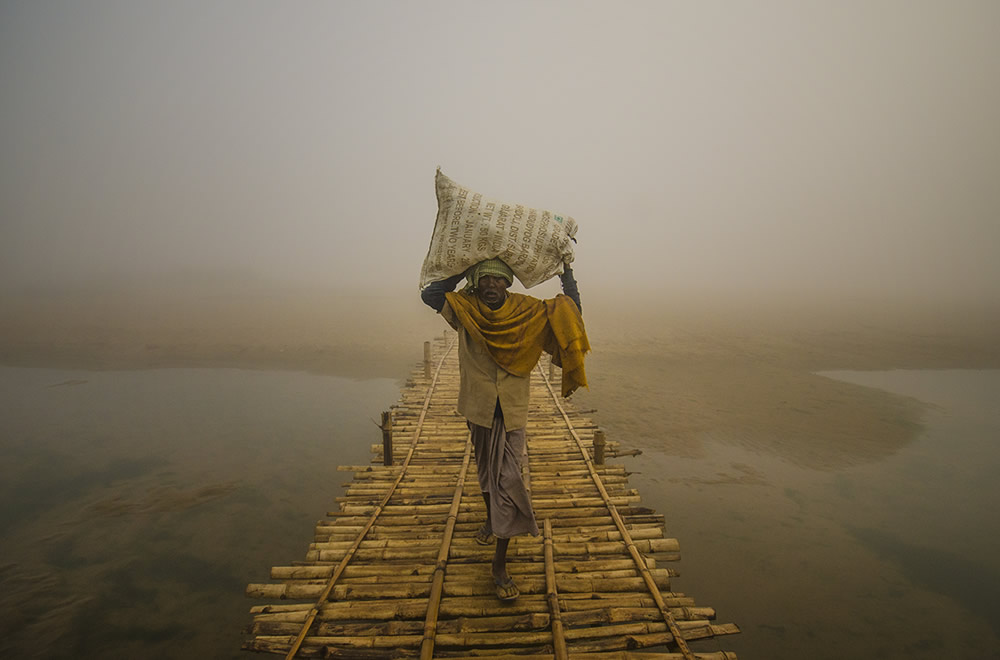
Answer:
616;369;1000;659
1;366;997;658
0;367;399;659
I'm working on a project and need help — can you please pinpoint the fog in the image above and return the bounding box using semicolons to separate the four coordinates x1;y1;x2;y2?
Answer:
2;1;998;303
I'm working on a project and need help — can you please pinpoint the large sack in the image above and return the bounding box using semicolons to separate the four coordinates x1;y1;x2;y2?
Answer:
419;169;578;289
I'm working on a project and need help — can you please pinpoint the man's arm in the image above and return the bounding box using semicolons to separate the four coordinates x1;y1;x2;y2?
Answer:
420;272;465;312
560;264;582;314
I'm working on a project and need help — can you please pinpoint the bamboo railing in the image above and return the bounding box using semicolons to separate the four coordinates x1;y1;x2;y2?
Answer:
244;332;739;658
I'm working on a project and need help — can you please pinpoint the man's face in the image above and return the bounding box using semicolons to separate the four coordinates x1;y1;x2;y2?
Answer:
477;274;509;308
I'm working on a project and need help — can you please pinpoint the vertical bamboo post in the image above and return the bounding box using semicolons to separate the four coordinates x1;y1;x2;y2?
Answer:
549;358;557;382
423;341;432;380
381;411;393;466
593;429;606;466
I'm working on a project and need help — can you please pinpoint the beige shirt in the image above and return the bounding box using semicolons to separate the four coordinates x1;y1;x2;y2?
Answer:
441;300;531;430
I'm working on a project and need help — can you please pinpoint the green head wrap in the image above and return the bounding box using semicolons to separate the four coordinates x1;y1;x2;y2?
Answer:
465;258;514;292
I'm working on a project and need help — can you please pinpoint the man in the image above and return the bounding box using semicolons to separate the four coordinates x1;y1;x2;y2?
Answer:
421;258;589;601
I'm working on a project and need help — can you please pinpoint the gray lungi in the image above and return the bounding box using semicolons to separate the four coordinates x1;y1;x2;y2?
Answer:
469;413;539;539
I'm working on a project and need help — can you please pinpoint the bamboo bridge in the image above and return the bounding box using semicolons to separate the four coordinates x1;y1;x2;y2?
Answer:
244;332;740;659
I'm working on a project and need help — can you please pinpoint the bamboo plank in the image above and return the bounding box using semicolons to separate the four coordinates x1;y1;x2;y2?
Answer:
247;574;675;601
249;593;702;621
250;604;715;636
260;621;736;653
270;558;662;580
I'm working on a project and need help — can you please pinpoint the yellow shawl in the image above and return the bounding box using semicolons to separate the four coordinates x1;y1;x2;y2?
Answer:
444;290;590;397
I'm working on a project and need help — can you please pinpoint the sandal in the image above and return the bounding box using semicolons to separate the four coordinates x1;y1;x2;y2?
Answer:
494;575;519;601
475;524;496;545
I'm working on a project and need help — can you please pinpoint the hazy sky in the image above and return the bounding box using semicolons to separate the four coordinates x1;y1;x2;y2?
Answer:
2;1;998;301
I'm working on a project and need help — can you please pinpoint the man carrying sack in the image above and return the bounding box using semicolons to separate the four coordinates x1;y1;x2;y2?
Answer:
420;258;589;601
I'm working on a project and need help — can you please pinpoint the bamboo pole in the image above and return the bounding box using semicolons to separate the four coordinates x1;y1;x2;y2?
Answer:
264;621;736;651
311;526;668;546
593;429;606;465
247;573;674;601
420;438;473;660
300;537;679;563
313;524;665;544
544;518;569;660
329;500;645;517
249;593;702;621
423;340;432;379
381;411;393;467
267;563;676;584
304;535;676;554
250;604;716;637
270;557;660;581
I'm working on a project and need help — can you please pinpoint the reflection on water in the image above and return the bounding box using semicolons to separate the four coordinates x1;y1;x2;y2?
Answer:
619;369;1000;660
0;367;399;659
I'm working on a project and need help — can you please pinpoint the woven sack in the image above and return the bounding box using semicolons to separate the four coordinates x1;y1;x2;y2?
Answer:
419;169;577;289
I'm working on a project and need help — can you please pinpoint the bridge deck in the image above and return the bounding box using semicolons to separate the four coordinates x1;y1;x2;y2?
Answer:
244;333;739;659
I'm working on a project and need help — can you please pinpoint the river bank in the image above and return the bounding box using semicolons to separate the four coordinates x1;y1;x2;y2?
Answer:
3;286;997;457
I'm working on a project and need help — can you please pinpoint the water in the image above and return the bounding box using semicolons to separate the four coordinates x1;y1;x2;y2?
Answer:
621;369;1000;659
0;367;399;659
2;366;998;658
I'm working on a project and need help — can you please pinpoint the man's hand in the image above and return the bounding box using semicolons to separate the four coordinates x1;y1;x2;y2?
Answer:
559;264;581;313
420;272;466;312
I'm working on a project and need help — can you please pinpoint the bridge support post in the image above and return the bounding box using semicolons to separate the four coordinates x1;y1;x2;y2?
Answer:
423;341;432;379
593;429;606;466
381;411;393;466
